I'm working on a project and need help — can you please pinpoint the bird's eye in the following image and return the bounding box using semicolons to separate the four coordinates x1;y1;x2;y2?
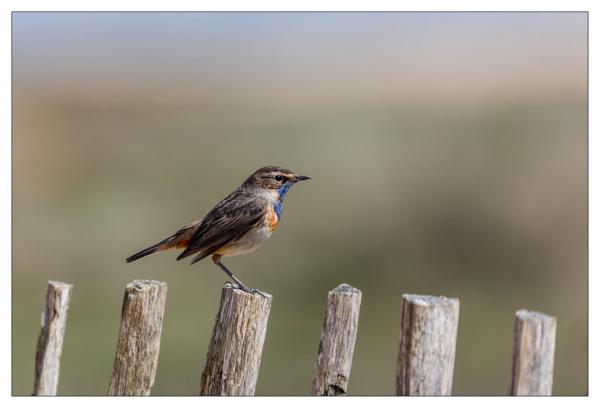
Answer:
274;175;284;182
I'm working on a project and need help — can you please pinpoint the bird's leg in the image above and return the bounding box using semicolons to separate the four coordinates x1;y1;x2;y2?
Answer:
212;254;267;298
213;255;250;292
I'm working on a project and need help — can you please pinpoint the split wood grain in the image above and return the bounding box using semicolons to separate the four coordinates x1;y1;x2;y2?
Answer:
509;309;557;396
108;280;167;396
396;294;460;396
311;283;362;396
33;281;73;396
199;284;272;396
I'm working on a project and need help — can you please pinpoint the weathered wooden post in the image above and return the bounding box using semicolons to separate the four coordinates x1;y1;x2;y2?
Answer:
509;309;557;396
108;280;167;396
396;294;460;396
311;283;362;396
199;284;272;396
33;281;73;396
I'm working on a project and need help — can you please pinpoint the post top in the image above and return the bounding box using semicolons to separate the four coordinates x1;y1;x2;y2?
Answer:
47;280;73;289
331;283;361;295
127;279;167;291
402;293;459;307
515;309;556;322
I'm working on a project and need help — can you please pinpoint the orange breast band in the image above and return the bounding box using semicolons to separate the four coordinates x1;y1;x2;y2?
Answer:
267;206;279;232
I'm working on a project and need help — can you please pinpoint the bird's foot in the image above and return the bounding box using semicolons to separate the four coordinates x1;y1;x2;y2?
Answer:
223;280;269;299
248;287;269;299
230;282;269;299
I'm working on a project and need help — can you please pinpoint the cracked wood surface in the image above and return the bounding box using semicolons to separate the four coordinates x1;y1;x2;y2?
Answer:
199;284;272;396
509;309;556;396
108;280;167;396
33;281;73;396
396;294;460;396
311;283;362;396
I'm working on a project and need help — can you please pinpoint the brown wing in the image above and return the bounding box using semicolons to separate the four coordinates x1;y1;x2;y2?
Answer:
177;191;268;264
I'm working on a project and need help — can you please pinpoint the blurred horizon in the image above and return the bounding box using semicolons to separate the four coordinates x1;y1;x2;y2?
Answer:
12;12;587;395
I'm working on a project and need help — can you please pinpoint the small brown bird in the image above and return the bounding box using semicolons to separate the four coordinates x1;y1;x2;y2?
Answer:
126;166;310;293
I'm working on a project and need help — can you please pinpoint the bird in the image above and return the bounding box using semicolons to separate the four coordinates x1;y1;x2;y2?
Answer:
126;166;311;294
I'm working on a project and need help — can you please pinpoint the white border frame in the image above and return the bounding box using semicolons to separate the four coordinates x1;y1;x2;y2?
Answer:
1;1;595;407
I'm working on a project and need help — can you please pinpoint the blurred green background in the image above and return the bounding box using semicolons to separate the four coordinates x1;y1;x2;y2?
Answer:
12;12;587;395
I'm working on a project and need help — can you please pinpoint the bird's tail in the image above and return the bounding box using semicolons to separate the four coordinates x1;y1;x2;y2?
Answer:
126;220;200;263
126;243;163;263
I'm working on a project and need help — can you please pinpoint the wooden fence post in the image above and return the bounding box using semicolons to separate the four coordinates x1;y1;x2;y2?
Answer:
509;309;557;396
396;294;460;396
199;284;272;396
33;281;73;396
311;283;362;396
108;280;167;396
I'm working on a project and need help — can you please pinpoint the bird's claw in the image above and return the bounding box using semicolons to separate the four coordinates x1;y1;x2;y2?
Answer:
249;288;269;299
222;280;268;299
232;283;269;299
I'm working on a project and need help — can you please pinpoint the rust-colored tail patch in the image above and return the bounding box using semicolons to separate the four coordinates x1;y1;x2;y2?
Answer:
127;220;200;262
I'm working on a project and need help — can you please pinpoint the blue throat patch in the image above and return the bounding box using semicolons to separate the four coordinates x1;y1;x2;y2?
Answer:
274;182;292;218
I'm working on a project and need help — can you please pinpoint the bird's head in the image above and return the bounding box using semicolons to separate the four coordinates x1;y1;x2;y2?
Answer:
244;166;311;193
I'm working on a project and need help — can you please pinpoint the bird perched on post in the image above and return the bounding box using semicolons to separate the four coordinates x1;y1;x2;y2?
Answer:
126;166;311;294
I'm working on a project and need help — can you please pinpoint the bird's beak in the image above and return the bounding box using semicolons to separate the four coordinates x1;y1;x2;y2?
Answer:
294;175;311;182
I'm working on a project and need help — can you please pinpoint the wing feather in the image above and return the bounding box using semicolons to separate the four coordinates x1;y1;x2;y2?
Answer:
177;191;267;262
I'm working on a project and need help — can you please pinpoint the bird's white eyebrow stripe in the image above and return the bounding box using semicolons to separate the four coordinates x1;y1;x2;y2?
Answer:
267;171;293;178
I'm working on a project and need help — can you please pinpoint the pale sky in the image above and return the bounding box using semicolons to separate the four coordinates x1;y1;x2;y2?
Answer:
12;12;587;107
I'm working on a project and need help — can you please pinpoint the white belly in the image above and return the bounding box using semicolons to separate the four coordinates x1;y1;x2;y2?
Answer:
215;224;272;257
